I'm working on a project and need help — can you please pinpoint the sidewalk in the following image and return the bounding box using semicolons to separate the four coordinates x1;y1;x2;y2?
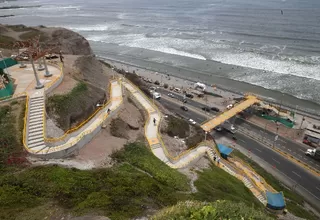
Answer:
122;79;270;205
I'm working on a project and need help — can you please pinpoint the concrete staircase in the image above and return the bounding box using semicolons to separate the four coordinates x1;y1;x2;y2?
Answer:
27;92;47;152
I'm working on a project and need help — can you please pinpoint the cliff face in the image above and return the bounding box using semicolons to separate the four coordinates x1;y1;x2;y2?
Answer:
0;24;92;55
44;27;93;55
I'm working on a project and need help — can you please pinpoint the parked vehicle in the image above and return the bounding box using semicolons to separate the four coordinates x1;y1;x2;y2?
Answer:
202;106;210;112
189;119;196;125
182;99;187;103
305;147;320;160
154;80;160;85
186;93;194;98
215;126;223;131
152;92;161;100
174;88;181;93
168;93;175;98
211;107;220;112
181;106;188;111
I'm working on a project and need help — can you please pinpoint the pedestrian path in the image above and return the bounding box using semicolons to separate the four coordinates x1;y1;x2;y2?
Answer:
23;77;123;156
122;79;269;205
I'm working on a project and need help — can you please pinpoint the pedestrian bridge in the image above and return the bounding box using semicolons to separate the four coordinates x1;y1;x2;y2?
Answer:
201;95;259;132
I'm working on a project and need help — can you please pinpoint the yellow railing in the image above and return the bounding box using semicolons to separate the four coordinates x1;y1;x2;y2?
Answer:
44;80;113;142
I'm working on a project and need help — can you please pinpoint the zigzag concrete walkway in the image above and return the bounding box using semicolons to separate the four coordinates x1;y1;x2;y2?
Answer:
122;79;268;205
24;79;123;157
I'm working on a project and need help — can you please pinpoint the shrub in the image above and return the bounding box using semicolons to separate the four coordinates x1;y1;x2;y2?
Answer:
163;83;168;89
185;126;205;148
166;115;189;138
152;200;273;220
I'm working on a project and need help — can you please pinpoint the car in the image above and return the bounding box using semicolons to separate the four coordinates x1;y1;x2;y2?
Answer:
211;107;220;112
174;88;181;93
154;80;160;85
150;86;156;91
186;93;194;98
215;126;223;131
182;99;187;103
227;104;234;109
168;93;175;98
181;106;188;111
152;92;161;99
202;106;210;112
189;119;196;125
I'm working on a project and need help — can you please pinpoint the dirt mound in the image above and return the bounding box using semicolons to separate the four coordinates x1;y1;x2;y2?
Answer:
74;55;110;89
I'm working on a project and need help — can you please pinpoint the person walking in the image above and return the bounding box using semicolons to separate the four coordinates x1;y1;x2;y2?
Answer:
59;50;64;65
217;157;220;166
153;118;156;125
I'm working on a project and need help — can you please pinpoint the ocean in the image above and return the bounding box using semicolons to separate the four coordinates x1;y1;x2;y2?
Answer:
1;0;320;112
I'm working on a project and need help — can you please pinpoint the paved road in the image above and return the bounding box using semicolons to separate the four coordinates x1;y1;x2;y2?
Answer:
214;130;320;202
158;89;320;168
158;96;320;203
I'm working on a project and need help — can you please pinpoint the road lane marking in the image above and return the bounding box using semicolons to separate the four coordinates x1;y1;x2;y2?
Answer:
272;158;280;164
292;171;301;178
239;139;246;143
293;152;296;154
288;149;292;152
255;148;262;153
304;157;308;160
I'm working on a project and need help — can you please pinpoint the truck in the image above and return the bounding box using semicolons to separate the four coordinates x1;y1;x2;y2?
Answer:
305;147;320;160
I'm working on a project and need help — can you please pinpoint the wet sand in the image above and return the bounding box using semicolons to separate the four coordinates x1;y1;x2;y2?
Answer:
98;52;320;118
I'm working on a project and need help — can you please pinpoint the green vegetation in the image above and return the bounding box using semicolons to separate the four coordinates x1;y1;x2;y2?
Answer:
0;101;26;172
110;118;129;139
232;150;318;220
46;81;89;130
186;125;205;148
7;25;36;32
19;30;48;41
112;142;189;191
152;200;273;220
165;115;189;138
194;165;262;208
0;35;16;47
0;142;191;220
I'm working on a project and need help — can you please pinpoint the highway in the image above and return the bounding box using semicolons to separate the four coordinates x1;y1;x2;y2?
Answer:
158;88;320;169
158;95;320;203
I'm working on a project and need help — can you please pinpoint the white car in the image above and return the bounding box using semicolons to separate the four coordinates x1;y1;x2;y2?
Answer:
168;93;175;98
227;104;234;109
189;119;196;125
173;88;181;93
153;92;161;99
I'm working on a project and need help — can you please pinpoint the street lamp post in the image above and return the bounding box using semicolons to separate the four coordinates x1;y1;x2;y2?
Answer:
43;57;52;77
205;131;208;141
30;56;44;89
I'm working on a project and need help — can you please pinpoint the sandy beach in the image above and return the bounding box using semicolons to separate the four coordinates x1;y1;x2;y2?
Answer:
102;56;320;119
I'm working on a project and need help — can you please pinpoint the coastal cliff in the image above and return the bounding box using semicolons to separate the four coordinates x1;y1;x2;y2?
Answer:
0;24;92;55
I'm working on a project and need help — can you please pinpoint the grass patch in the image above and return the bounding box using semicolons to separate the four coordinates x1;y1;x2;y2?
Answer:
165;115;189;138
0;142;191;220
231;150;318;219
112;142;190;191
0;35;16;47
19;30;48;41
0;101;26;172
152;200;273;220
7;25;36;32
194;165;263;208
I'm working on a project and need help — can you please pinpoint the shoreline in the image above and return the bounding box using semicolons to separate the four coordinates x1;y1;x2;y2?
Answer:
99;56;320;120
